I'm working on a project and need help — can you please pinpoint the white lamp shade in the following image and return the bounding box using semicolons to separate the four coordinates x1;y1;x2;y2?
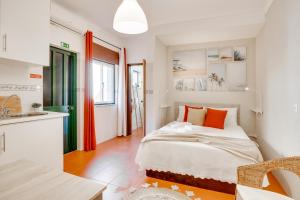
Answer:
113;0;148;34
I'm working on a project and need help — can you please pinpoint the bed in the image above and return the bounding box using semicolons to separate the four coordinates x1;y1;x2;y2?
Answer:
135;103;264;194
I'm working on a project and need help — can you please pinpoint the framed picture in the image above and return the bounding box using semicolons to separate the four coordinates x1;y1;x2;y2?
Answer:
195;77;207;91
183;78;195;91
173;49;207;78
207;48;219;63
174;79;184;91
233;46;247;61
207;64;226;91
220;48;233;62
226;62;247;91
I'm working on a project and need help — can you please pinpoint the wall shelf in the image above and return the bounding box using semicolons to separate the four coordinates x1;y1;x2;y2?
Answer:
160;105;171;109
251;108;263;114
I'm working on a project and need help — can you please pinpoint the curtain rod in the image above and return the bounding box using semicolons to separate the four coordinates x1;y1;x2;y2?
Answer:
50;19;122;51
92;35;121;50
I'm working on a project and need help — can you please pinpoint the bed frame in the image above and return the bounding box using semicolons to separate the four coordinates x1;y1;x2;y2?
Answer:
145;102;241;194
146;170;236;194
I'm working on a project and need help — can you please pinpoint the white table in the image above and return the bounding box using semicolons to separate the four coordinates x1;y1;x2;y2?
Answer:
0;160;106;200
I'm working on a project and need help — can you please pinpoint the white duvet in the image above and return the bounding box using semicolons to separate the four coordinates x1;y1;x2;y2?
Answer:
135;122;264;184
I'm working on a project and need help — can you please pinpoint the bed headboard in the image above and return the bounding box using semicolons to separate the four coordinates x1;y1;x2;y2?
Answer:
174;102;241;125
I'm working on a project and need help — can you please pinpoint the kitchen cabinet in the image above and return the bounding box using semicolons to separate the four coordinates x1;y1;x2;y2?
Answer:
0;117;64;170
0;0;50;66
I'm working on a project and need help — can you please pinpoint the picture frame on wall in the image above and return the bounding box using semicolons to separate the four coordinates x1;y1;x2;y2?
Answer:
173;45;248;92
207;48;219;64
233;46;247;61
172;49;206;77
226;62;247;91
207;64;227;91
195;77;207;91
174;79;184;91
183;78;195;91
220;47;233;62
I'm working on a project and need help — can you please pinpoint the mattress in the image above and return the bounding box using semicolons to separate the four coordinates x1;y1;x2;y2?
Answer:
135;121;264;184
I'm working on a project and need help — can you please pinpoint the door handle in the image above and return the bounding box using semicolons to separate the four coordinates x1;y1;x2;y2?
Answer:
3;34;7;52
2;132;5;152
68;106;74;111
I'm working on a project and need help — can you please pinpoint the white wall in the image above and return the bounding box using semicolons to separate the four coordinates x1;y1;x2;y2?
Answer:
0;63;43;113
167;38;257;136
50;1;123;148
256;0;300;198
153;38;168;129
125;35;168;134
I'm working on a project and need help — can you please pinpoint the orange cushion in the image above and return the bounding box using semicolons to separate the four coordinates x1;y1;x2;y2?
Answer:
204;108;228;129
184;105;203;122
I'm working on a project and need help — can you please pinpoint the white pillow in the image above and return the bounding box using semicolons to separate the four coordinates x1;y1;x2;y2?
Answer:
207;107;238;128
177;105;185;122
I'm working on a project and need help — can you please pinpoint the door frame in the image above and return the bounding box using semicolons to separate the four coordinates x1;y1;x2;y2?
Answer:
126;59;146;136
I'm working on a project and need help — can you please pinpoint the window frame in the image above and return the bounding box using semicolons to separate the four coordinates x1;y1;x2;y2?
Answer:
92;59;116;106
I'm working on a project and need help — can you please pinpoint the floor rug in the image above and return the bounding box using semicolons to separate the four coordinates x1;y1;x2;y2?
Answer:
124;187;192;200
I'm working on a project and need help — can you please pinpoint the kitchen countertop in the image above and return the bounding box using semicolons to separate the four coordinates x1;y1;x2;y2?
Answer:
0;111;69;126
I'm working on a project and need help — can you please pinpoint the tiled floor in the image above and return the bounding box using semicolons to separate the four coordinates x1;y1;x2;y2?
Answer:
64;128;286;200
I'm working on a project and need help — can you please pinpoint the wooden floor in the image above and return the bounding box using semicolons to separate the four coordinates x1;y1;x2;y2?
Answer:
64;128;286;200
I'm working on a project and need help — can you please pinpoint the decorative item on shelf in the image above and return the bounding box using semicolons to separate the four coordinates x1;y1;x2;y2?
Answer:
174;79;184;91
113;0;148;34
32;103;42;112
173;59;187;72
195;77;207;91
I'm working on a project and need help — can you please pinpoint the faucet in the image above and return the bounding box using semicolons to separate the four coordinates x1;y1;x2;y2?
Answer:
0;95;18;119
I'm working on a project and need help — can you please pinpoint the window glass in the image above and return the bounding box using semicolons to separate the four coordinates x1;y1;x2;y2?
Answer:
92;60;115;105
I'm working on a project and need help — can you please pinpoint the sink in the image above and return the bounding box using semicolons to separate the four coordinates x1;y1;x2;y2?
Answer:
8;112;48;118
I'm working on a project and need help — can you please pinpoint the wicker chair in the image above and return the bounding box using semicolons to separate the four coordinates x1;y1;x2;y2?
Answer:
236;156;300;200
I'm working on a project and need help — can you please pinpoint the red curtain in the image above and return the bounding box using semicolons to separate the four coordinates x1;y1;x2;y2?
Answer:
84;31;96;151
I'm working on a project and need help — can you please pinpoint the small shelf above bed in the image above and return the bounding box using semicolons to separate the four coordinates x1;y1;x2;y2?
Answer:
251;108;263;113
251;108;263;119
160;104;171;109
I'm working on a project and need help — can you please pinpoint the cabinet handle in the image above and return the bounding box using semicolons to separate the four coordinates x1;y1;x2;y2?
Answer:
3;34;7;52
2;132;5;152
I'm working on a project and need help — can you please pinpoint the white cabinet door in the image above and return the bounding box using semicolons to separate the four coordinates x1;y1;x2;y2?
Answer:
0;0;50;66
0;118;64;170
0;127;9;164
0;0;3;54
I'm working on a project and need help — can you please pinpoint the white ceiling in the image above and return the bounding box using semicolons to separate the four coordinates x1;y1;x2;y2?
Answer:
52;0;273;45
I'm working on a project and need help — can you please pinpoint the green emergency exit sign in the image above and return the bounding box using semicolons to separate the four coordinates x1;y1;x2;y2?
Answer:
60;42;70;49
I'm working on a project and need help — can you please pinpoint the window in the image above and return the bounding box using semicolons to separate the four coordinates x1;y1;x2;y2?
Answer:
92;60;115;105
